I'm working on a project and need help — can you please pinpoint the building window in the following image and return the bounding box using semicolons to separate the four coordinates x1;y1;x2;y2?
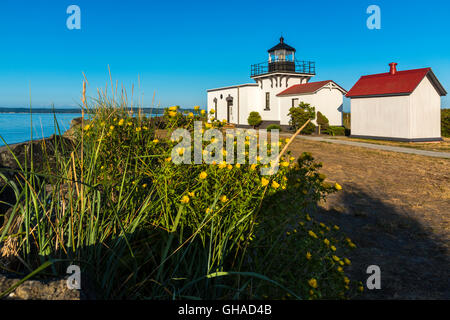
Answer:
265;92;270;110
292;98;299;108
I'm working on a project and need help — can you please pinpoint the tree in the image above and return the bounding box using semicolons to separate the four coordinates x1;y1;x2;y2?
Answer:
288;102;316;134
247;111;262;129
316;111;329;134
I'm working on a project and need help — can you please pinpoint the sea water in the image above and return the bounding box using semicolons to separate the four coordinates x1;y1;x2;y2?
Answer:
0;113;81;146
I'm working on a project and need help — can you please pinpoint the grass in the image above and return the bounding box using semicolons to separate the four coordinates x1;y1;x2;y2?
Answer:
0;82;360;299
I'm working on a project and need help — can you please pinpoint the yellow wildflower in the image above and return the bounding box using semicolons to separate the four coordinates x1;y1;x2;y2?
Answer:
306;252;312;260
201;109;206;115
142;184;147;188
331;245;337;251
153;139;159;143
180;195;190;204
261;177;269;186
227;164;232;170
199;171;207;180
235;163;241;168
344;258;351;265
220;195;228;203
118;119;124;126
109;125;115;130
188;112;194;118
324;239;330;246
272;181;280;189
308;278;318;289
335;183;342;190
194;106;200;111
308;230;318;239
210;109;215;114
281;161;289;167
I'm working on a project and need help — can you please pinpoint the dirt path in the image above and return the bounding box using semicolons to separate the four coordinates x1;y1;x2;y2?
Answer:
287;138;450;299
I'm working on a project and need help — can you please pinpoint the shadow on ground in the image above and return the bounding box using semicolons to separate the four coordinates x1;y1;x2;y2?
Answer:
315;188;449;299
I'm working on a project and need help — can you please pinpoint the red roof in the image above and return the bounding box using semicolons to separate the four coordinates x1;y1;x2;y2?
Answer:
276;80;346;96
346;68;447;98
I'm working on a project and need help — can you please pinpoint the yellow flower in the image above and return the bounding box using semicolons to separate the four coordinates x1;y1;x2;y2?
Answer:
201;109;206;115
306;252;312;260
333;225;340;231
331;245;337;251
199;171;207;179
227;164;232;170
358;286;364;292
250;164;257;171
281;161;289;167
177;148;185;156
344;277;350;285
261;177;269;186
308;278;318;289
180;195;190;204
83;124;91;131
168;106;177;111
235;163;241;168
165;157;172;162
142;184;147;188
218;162;227;169
285;138;290;143
118;119;124;126
271;181;280;189
136;127;142;132
337;266;344;273
188;191;195;197
169;110;177;117
109;125;115;130
194;106;200;111
127;121;132;126
332;255;340;262
188;112;194;118
335;183;342;190
308;230;318;239
306;214;311;221
324;239;330;246
153;139;159;143
344;258;351;265
220;195;228;203
210;109;215;114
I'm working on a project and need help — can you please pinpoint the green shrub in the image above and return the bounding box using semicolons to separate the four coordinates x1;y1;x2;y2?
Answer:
325;126;346;136
316;111;329;129
247;111;262;128
288;102;316;134
442;108;450;137
266;124;281;131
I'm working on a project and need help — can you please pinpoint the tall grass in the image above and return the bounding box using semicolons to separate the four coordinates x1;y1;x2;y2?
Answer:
0;84;359;299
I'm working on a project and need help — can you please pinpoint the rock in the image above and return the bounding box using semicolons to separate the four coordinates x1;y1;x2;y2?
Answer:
0;273;80;300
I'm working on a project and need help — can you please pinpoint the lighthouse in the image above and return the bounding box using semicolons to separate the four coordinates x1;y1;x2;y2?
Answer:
207;37;347;128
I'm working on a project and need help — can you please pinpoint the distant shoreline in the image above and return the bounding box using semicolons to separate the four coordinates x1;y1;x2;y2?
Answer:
0;107;193;114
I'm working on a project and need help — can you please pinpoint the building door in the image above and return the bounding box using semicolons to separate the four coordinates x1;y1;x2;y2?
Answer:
226;95;233;123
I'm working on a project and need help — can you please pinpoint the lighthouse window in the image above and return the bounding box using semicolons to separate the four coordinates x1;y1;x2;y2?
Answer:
265;92;270;110
292;98;299;108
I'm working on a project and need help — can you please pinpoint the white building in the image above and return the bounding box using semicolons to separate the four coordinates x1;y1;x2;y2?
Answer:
347;63;447;142
207;37;347;129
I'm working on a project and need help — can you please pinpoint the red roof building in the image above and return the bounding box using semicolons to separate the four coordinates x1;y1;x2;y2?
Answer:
346;65;446;98
348;63;446;142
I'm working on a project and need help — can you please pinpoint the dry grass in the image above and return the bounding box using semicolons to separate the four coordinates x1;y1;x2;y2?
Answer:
286;138;450;299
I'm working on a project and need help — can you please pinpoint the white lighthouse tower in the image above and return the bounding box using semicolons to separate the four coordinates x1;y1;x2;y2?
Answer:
207;37;346;128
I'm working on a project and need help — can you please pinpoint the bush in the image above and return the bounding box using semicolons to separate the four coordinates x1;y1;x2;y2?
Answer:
288;102;316;134
325;126;346;136
247;111;262;128
442;108;450;137
0;83;358;300
266;124;281;131
316;111;329;130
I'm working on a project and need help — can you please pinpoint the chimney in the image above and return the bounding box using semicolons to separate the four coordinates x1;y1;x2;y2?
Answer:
389;62;398;75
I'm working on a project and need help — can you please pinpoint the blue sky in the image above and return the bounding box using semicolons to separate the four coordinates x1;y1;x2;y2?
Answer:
0;0;449;111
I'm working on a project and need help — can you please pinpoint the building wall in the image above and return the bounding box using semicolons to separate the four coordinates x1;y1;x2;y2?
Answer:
350;95;411;139
409;76;441;138
278;86;344;126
